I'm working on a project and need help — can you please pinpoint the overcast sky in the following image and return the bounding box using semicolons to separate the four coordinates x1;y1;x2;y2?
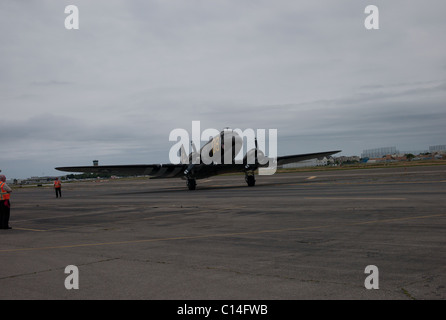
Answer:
1;0;445;179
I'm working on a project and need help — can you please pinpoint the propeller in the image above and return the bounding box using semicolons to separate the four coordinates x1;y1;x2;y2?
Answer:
243;138;267;171
184;141;200;177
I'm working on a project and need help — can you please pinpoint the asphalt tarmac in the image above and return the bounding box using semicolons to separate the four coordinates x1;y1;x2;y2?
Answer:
0;165;445;300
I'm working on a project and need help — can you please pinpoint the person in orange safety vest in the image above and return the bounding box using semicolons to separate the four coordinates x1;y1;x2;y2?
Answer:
0;174;12;229
54;177;62;198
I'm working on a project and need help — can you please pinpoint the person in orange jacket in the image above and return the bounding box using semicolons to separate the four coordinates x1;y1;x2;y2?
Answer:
0;174;12;229
54;177;62;198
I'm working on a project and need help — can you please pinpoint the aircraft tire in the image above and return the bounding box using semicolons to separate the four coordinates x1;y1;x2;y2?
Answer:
187;179;196;190
246;175;255;187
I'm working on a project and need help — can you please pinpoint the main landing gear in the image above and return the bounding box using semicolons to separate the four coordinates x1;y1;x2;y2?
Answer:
245;172;256;187
186;178;197;190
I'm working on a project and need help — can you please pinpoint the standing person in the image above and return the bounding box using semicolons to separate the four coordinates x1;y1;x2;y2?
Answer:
54;177;62;198
0;174;12;229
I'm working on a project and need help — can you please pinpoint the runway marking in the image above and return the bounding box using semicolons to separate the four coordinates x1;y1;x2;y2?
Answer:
12;227;47;232
304;197;406;201
143;210;209;220
1;213;445;254
306;176;317;180
281;180;446;189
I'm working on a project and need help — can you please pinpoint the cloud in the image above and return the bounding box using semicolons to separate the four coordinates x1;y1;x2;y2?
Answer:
0;0;445;178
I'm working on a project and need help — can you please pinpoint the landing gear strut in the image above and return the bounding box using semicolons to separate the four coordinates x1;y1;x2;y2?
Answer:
245;172;256;187
187;178;197;190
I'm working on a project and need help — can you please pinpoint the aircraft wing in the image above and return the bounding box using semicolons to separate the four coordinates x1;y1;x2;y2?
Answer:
55;164;187;179
56;150;341;179
276;150;341;166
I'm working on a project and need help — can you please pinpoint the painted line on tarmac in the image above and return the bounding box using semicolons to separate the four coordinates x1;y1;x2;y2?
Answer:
304;197;406;201
12;227;47;232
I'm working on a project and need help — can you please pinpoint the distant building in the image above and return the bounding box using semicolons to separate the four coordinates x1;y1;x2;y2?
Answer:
399;150;428;156
429;145;446;153
336;156;360;164
21;176;59;185
361;147;398;158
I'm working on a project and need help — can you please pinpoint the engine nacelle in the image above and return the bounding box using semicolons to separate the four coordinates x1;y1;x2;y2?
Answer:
243;148;266;165
188;151;200;165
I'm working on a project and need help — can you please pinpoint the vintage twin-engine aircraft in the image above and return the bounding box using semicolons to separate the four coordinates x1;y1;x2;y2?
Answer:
56;129;340;190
